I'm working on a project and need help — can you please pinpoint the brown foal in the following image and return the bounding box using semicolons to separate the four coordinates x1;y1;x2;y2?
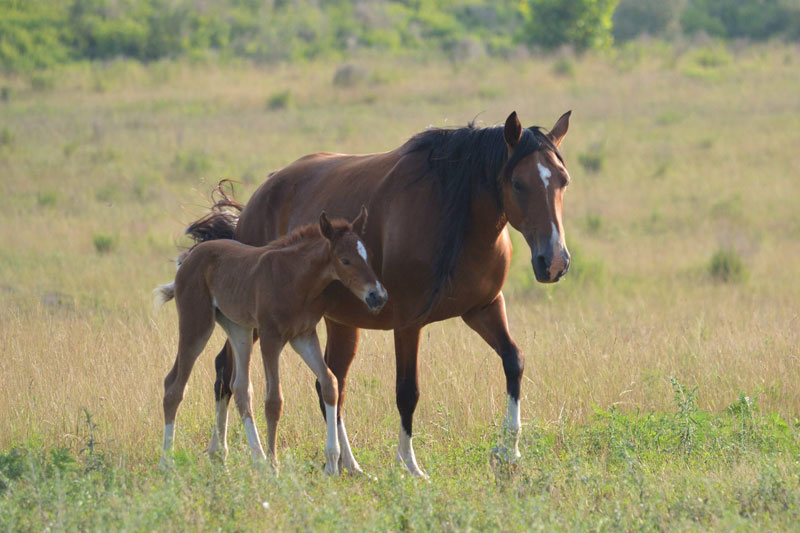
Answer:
155;207;387;474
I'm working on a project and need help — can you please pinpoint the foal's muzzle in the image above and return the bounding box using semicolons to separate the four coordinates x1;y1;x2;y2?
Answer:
365;283;388;312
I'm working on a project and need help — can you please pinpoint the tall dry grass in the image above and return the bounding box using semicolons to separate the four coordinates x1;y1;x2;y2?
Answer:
1;43;798;465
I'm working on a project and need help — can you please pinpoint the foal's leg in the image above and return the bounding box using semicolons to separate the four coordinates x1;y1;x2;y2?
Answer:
462;292;523;461
393;326;428;478
318;319;363;474
216;315;266;463
161;294;215;468
259;333;284;470
207;342;233;462
290;331;340;475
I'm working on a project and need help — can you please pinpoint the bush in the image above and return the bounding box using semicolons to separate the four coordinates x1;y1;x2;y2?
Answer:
525;0;618;51
681;0;799;41
709;247;747;283
577;143;606;173
613;0;680;42
266;90;293;110
93;233;115;254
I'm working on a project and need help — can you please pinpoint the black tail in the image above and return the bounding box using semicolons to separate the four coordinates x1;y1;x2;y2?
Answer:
185;180;244;244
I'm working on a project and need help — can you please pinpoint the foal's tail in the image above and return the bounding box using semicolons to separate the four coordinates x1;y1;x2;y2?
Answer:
184;179;244;244
153;282;175;309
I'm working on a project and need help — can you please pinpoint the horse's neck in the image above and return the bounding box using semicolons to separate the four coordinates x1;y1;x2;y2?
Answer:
467;185;508;247
278;237;334;303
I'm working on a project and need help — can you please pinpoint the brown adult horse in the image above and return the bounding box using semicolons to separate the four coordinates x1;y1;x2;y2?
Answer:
190;111;572;477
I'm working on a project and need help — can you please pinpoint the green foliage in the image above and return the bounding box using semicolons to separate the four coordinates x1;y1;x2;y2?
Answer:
613;0;681;42
0;126;12;147
681;0;800;41
266;89;293;111
525;0;618;51
709;247;747;283
577;143;606;173
92;233;115;253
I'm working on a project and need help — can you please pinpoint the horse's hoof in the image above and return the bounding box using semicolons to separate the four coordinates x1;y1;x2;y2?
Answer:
158;456;174;473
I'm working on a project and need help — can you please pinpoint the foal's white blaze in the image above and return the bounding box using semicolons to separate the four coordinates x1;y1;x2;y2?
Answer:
396;426;428;478
337;418;362;473
324;403;341;475
356;240;368;262
537;162;552;189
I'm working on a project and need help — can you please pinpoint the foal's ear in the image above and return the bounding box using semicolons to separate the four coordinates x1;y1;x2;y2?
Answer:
319;211;335;240
548;110;571;148
351;205;368;236
504;111;522;148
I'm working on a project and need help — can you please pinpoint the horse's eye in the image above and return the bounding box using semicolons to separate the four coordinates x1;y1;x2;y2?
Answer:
341;258;351;266
512;180;524;192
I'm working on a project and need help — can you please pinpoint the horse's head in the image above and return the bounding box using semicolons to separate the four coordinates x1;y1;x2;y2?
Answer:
320;206;388;312
501;111;572;283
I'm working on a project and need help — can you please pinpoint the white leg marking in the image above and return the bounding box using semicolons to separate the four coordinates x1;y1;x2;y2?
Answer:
208;399;230;461
537;162;552;188
356;240;368;262
337;418;362;474
502;395;522;461
324;403;341;475
243;417;267;462
162;422;175;452
396;425;428;479
159;423;175;470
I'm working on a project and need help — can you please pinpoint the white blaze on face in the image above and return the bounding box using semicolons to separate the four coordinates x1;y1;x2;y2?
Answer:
356;240;368;262
537;162;552;189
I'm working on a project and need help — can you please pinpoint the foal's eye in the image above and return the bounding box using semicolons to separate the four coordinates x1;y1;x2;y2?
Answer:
341;258;351;266
512;180;524;192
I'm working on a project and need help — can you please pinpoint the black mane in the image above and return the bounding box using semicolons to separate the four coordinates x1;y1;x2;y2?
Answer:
403;121;561;317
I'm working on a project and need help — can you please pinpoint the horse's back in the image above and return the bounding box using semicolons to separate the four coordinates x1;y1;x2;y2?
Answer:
236;150;402;246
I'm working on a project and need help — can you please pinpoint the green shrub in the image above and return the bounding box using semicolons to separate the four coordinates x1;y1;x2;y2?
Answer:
266;89;293;110
577;144;605;173
0;126;13;146
551;57;575;77
613;0;680;42
92;233;116;254
709;247;747;283
525;0;618;51
681;0;799;41
172;149;212;177
36;191;58;207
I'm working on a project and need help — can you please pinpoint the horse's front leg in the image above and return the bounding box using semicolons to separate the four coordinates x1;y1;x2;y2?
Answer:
290;331;340;475
259;333;285;470
393;326;428;478
462;292;523;462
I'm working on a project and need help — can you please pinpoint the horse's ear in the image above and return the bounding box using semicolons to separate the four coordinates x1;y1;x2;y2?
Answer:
319;211;334;240
351;205;368;235
548;110;571;147
504;111;522;148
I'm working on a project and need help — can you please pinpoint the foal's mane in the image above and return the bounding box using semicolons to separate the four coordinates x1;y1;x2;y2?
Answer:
403;121;562;316
267;218;351;249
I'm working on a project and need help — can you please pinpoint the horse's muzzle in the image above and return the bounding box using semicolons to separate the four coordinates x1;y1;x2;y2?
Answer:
532;250;570;283
365;284;388;312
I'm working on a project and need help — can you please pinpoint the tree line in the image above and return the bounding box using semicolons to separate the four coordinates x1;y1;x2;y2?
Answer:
2;0;800;72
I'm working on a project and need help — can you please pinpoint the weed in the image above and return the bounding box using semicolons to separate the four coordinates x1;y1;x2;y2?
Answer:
172;149;212;177
577;143;605;173
36;191;58;207
0;127;13;147
584;213;602;235
93;233;116;254
709;247;747;283
333;64;368;87
670;377;699;453
266;90;294;110
0;86;9;102
552;57;575;77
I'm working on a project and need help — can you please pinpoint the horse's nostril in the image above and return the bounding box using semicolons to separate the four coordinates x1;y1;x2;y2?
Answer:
535;255;548;274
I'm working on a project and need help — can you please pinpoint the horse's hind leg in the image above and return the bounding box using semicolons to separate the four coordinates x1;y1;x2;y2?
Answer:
291;331;340;475
161;291;215;468
207;342;233;462
216;314;266;464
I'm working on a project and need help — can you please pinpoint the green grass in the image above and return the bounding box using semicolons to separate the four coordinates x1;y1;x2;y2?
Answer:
1;41;799;529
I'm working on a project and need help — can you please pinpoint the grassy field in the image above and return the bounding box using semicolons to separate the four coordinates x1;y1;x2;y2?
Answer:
1;43;799;530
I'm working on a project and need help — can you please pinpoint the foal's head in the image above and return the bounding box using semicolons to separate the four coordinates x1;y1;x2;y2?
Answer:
320;206;388;313
501;111;572;283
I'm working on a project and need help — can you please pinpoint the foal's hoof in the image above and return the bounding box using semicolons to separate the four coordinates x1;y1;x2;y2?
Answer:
395;451;430;480
489;446;520;479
